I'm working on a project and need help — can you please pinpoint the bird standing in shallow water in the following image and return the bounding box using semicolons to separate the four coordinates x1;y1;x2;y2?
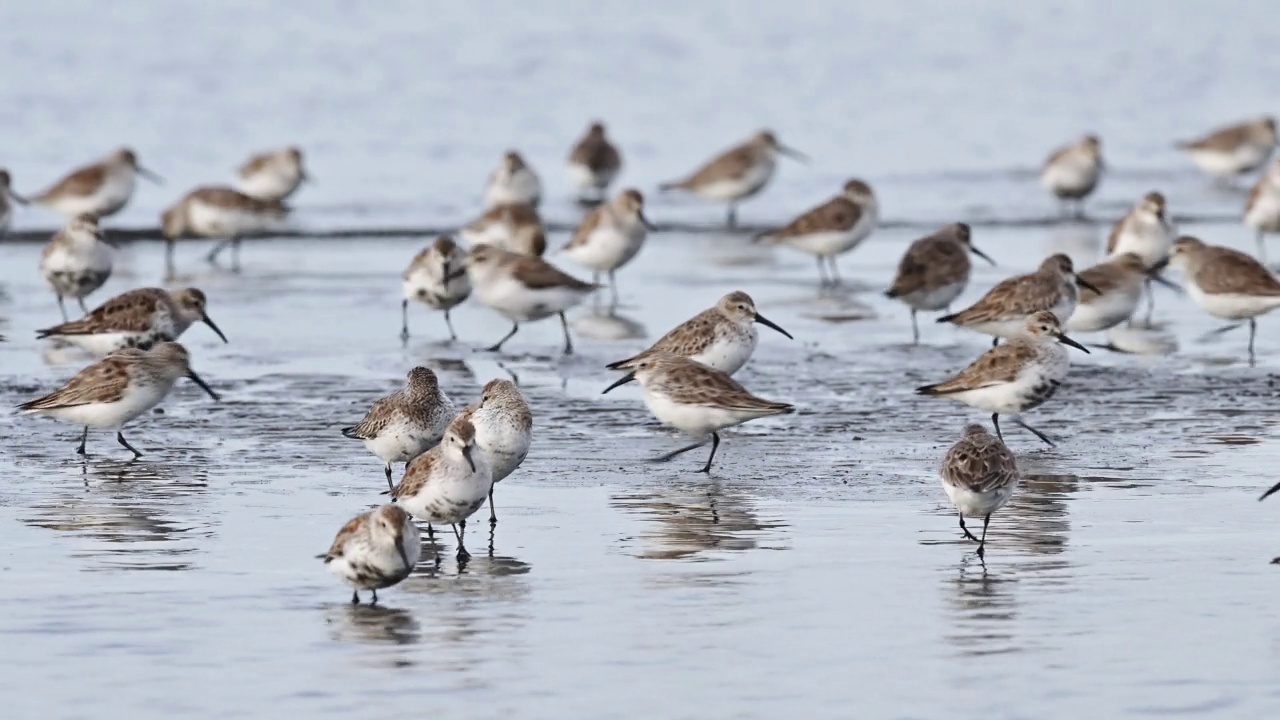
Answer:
320;504;420;605
401;236;471;342
1167;235;1280;366
885;222;995;344
659;130;806;228
939;424;1020;559
40;213;114;321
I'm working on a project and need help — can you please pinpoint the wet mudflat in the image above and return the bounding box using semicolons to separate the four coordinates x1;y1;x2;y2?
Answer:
5;1;1280;717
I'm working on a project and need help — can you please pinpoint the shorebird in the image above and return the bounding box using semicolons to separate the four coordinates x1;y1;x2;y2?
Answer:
1244;159;1280;263
938;254;1098;343
1067;253;1177;333
28;147;162;218
460;379;532;526
40;214;113;320
1041;134;1103;216
342;367;457;490
462;243;598;354
939;424;1020;559
237;146;308;201
602;353;794;473
659;130;806;228
561;188;654;305
17;341;220;458
402;236;471;342
1107;191;1177;321
606;291;792;377
389;415;492;561
1177;116;1277;180
567;121;622;203
1168;235;1280;365
886;223;995;344
917;311;1089;446
0;169;28;237
756;179;879;285
319;504;420;605
483;151;542;209
459;202;546;257
37;287;228;354
160;186;289;276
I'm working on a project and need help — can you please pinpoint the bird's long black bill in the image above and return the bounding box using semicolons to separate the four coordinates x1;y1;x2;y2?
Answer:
1076;276;1102;294
1058;333;1091;354
754;312;793;339
186;370;221;401
462;445;476;473
639;211;657;231
969;245;996;266
138;166;165;184
778;145;809;162
1147;271;1182;292
201;312;229;343
7;189;28;206
1260;480;1280;502
602;372;636;394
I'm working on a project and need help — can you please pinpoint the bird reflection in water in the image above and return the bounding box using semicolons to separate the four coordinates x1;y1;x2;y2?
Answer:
24;458;212;571
325;604;422;650
937;473;1079;656
611;482;786;561
572;307;646;341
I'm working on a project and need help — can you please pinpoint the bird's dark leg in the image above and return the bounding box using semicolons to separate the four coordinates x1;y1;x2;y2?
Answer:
116;431;143;459
56;295;68;322
484;322;520;352
609;269;619;309
958;513;979;542
77;296;88;314
488;488;497;526
651;440;709;463
205;239;230;264
370;589;378;606
559;312;574;355
400;299;410;344
1258;230;1268;265
911;309;920;345
384;463;394;492
444;308;458;341
992;336;1000;348
165;239;177;281
977;515;991;558
351;590;360;605
453;521;470;561
76;427;89;455
699;432;721;474
991;413;1003;441
828;257;843;287
1143;278;1155;325
1014;419;1056;447
727;204;737;229
230;237;242;272
815;256;829;287
1249;317;1258;367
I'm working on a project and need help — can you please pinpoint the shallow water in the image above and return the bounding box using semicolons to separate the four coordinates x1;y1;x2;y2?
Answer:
4;2;1280;718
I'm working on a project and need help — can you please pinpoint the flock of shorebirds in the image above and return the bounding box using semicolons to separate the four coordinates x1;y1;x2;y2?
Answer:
4;114;1280;602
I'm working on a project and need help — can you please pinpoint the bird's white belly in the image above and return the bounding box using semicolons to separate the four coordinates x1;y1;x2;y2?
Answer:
689;334;756;375
905;281;967;312
1067;287;1142;332
363;422;437;464
1245;191;1280;232
564;226;644;271
1041;161;1100;197
944;482;1016;518
44;379;174;428
1188;284;1280;320
187;200;275;238
477;276;588;321
692;163;775;202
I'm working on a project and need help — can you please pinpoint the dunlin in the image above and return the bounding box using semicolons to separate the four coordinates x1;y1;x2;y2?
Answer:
237;146;308;201
917;311;1089;446
561;188;654;305
1041;134;1103;216
389;415;492;561
41;214;113;320
602;353;794;472
0;169;28;237
1107;192;1176;269
460;379;532;525
343;367;457;490
885;222;995;343
1168;235;1280;364
1244;159;1280;262
319;504;420;605
459;202;546;257
939;424;1020;558
17;341;220;458
756;179;879;285
938;254;1098;343
483;151;542;209
29;147;162;218
606;290;792;377
1177;116;1277;180
659;130;806;228
567;121;622;202
402;236;472;342
462;243;598;354
160;186;289;276
37;287;228;354
1067;253;1174;333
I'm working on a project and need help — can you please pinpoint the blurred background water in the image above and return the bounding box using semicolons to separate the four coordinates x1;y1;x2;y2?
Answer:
3;2;1280;718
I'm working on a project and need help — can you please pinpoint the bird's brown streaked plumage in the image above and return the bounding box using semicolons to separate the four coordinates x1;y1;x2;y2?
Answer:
388;417;477;500
1179;238;1280;296
509;254;598;291
1106;192;1166;256
321;504;413;562
606;291;756;370
1178;117;1277;152
19;351;139;410
886;223;974;299
563;189;646;251
479;378;534;433
645;354;794;414
661;131;779;189
37;288;200;337
569;122;622;174
917;342;1040;395
1077;253;1147;300
184;186;288;215
463;203;546;257
762;195;862;238
342;367;449;441
237;146;303;178
941;254;1077;325
940;424;1020;495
